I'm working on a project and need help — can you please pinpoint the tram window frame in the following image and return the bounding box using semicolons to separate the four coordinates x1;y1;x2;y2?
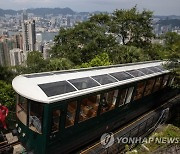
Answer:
144;78;155;96
168;75;175;86
79;94;100;122
133;81;146;101
118;88;128;107
16;94;28;126
51;109;61;133
100;89;119;114
153;76;163;92
65;101;77;128
161;74;169;88
125;87;134;104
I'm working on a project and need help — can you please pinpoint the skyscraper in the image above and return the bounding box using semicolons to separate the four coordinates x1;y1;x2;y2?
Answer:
22;9;28;22
9;48;25;66
22;20;36;52
0;36;17;66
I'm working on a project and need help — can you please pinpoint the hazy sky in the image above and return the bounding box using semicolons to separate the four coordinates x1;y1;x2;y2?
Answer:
1;0;180;15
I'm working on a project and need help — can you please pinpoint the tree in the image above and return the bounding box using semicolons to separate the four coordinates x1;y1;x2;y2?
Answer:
144;43;165;60
0;66;15;83
89;13;111;30
51;21;117;65
0;80;16;110
110;6;154;48
163;32;180;49
80;53;112;68
25;51;48;73
108;45;150;64
163;32;180;87
47;58;73;71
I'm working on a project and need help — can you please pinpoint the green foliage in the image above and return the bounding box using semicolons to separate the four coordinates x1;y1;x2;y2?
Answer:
163;32;180;49
52;21;116;65
111;6;154;48
15;51;48;74
135;124;180;153
109;45;150;64
47;58;74;71
80;53;112;68
26;51;48;73
144;44;165;60
162;32;180;87
89;13;111;30
0;66;15;83
0;80;16;110
51;7;155;67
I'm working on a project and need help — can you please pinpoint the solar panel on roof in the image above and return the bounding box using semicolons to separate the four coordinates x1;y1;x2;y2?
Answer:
69;77;100;90
92;74;118;85
110;72;133;81
148;66;162;73
126;70;145;77
38;81;76;97
138;68;154;75
25;73;53;78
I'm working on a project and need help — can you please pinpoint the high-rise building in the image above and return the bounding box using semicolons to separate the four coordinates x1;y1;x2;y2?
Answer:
13;33;23;50
10;48;25;66
22;20;36;52
9;48;25;66
22;10;28;22
0;42;5;66
0;36;17;66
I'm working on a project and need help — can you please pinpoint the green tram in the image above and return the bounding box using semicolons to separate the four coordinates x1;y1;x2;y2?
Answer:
12;61;176;154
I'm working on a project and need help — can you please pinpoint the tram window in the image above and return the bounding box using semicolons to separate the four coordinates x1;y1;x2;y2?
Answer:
125;87;134;104
153;77;163;92
133;82;146;101
144;79;155;96
16;95;27;125
65;101;77;128
100;90;118;114
29;101;43;134
118;89;128;107
161;75;169;88
79;95;100;122
51;110;61;133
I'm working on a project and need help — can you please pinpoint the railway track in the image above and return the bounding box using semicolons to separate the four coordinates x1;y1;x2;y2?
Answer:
0;131;21;154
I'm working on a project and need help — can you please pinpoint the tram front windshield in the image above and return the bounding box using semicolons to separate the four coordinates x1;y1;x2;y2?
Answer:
16;94;44;134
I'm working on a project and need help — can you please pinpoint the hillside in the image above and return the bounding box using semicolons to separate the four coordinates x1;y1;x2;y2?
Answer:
0;8;75;16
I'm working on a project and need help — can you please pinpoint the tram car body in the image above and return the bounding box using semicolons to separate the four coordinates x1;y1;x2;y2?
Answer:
12;61;177;154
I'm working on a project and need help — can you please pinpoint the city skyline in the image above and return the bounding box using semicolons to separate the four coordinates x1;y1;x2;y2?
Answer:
0;0;180;16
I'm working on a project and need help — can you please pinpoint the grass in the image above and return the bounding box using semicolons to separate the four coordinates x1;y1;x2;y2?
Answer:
129;124;180;154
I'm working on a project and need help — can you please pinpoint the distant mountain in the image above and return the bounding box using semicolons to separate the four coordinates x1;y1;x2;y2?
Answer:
157;19;180;27
0;8;75;16
0;8;18;16
154;15;180;20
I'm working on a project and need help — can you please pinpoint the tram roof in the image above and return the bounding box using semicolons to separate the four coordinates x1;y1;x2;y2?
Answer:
12;60;169;103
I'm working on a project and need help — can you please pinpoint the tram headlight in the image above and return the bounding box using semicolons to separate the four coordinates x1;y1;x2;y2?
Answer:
18;127;21;133
22;133;26;137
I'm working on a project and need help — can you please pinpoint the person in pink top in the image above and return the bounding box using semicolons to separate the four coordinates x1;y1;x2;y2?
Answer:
0;103;8;130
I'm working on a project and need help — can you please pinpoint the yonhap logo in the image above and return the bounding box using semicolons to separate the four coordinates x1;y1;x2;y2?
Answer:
100;132;115;148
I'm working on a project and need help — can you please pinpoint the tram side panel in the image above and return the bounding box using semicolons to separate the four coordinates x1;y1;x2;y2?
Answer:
45;75;177;154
